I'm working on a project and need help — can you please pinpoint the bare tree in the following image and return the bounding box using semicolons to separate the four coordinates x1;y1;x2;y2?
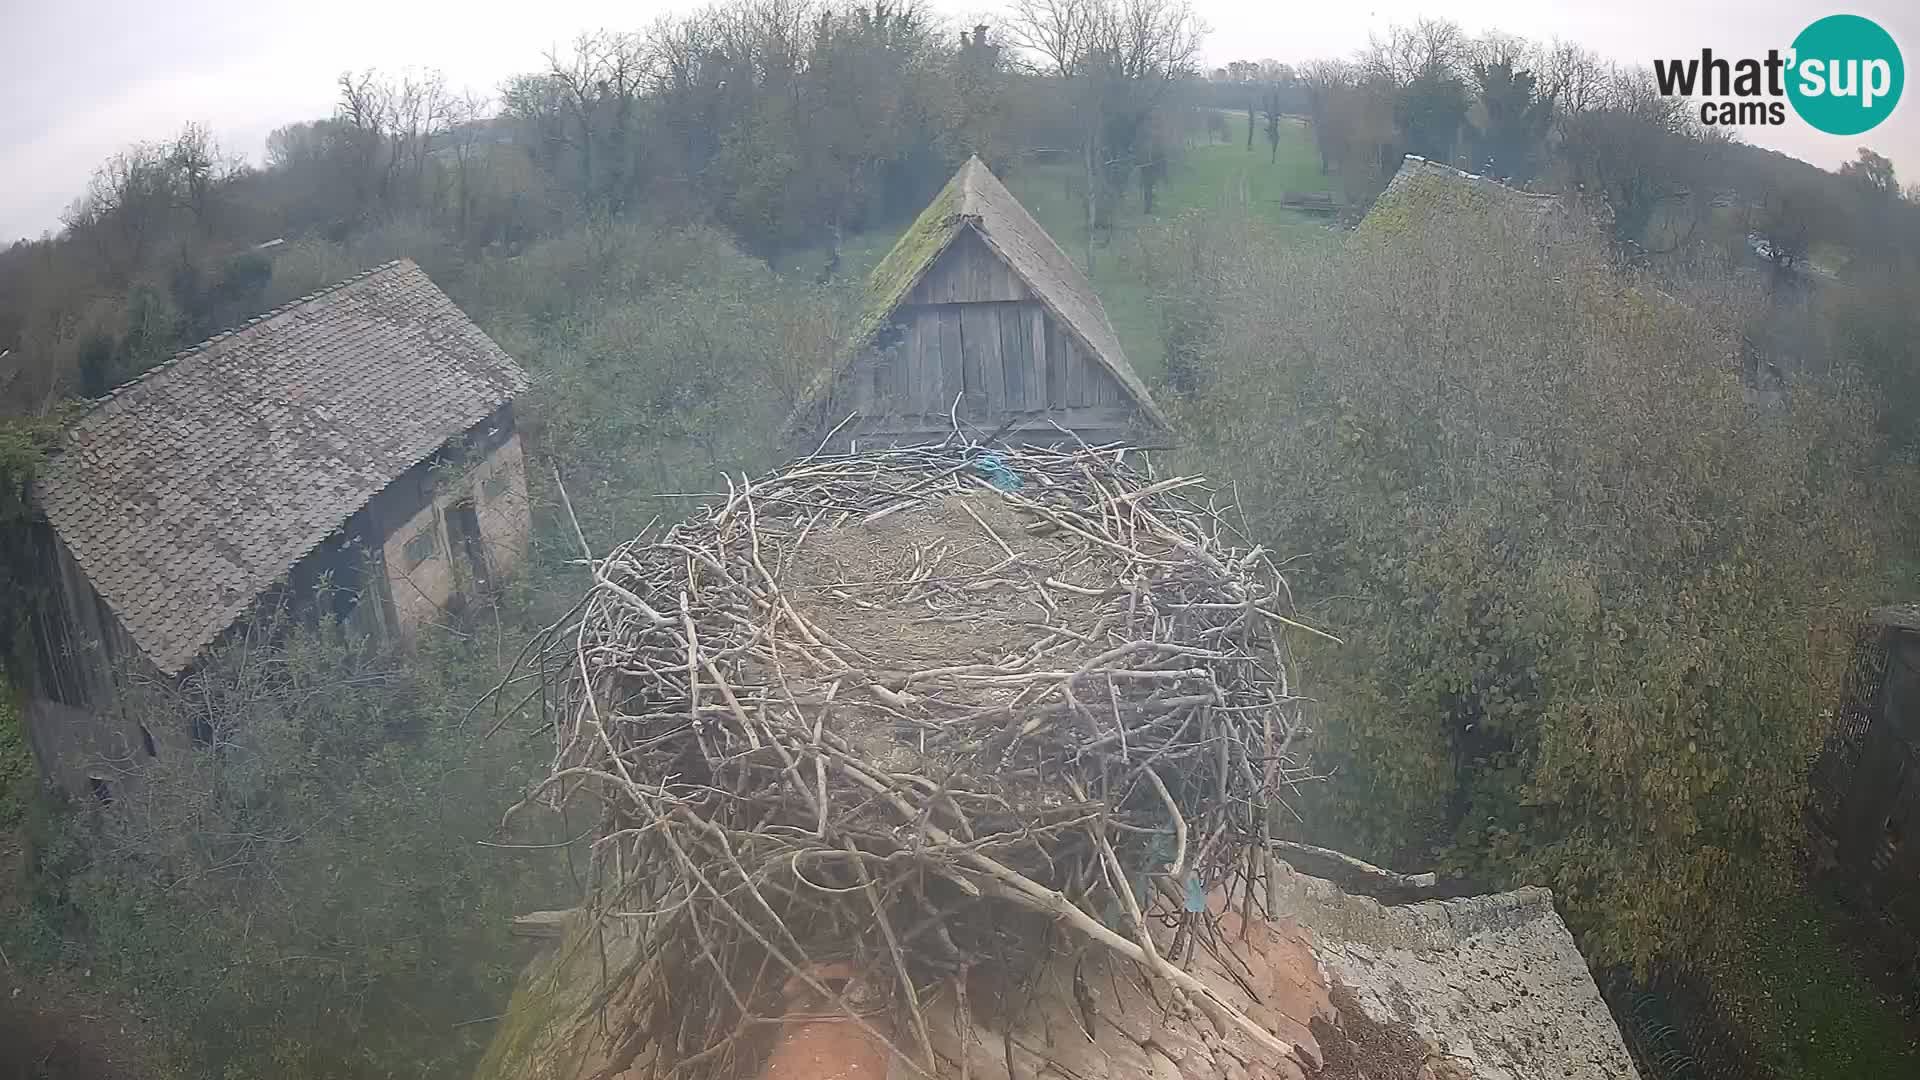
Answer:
1005;0;1100;78
545;31;653;214
1360;17;1467;86
445;89;494;244
335;68;453;213
1540;40;1607;119
1262;86;1283;163
1298;60;1355;174
165;123;237;231
1006;0;1205;270
62;142;176;283
335;69;391;208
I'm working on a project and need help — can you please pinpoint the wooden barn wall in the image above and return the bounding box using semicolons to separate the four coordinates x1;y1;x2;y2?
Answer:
853;300;1130;424
843;234;1133;439
905;228;1029;306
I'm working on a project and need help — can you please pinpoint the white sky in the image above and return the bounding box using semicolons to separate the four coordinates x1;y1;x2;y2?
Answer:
2;0;1915;241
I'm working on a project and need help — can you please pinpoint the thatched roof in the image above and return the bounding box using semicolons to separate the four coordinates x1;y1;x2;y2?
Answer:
813;155;1168;435
1358;155;1565;240
33;260;527;674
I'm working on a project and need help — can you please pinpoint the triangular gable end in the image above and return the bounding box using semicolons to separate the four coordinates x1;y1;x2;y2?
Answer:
795;157;1170;453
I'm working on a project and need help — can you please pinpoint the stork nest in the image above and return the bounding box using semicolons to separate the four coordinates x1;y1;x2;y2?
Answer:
508;440;1328;1078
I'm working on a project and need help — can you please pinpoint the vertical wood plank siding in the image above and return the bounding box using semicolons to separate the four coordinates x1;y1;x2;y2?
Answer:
835;223;1144;442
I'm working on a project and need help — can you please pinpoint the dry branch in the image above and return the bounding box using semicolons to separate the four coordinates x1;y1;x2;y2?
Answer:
506;438;1322;1077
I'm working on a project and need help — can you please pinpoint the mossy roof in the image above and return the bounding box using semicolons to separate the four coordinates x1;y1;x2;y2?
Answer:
810;156;1168;435
1357;155;1562;241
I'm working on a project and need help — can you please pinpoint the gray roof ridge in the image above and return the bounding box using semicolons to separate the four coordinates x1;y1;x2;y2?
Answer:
1394;154;1559;200
73;259;414;415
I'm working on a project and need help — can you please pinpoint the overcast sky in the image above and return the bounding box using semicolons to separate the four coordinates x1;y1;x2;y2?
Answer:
2;0;1915;242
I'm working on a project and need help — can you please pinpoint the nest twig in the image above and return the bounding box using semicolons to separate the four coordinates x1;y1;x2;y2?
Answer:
507;437;1326;1077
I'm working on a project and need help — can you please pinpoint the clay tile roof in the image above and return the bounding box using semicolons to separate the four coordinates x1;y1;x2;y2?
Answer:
475;864;1640;1080
33;259;529;675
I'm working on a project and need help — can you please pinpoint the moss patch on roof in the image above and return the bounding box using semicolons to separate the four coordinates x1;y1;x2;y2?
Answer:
856;171;966;343
1358;156;1558;242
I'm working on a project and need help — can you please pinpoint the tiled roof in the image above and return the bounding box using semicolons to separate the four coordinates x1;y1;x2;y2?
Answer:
33;259;529;675
475;865;1639;1080
808;155;1169;434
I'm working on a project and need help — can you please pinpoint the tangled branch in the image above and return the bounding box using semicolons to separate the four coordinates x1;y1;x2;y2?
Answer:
507;439;1325;1077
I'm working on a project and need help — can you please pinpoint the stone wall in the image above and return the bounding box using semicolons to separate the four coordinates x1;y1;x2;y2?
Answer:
376;415;530;640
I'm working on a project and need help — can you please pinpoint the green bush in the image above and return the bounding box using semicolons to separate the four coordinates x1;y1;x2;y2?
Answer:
1170;193;1884;973
482;223;858;547
29;615;574;1079
0;681;28;828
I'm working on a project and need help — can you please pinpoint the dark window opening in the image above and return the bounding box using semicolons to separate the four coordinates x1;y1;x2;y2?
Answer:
88;777;113;806
402;526;437;569
445;500;492;593
191;713;214;748
139;724;157;758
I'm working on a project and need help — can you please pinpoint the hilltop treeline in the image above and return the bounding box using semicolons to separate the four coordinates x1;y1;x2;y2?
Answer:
0;0;1213;412
5;5;1920;1078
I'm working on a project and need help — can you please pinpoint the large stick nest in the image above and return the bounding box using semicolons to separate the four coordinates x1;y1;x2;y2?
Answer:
512;440;1327;1078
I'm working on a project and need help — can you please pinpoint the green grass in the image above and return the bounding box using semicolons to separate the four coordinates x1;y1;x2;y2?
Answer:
1694;887;1920;1078
1160;117;1333;219
807;125;1334;383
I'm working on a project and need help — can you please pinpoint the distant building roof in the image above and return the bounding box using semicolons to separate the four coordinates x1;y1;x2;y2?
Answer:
34;259;529;675
1360;155;1565;237
826;155;1168;434
1869;604;1920;633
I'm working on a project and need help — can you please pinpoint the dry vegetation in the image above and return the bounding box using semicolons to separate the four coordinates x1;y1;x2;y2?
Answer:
502;438;1325;1076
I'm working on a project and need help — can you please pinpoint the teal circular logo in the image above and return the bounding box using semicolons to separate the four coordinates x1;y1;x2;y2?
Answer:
1787;15;1903;135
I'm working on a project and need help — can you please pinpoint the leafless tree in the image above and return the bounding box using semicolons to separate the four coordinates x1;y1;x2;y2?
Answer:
165;123;237;230
62;142;176;283
1005;0;1101;78
1359;17;1467;86
1298;60;1355;174
335;68;453;212
545;31;653;213
1006;0;1205;270
445;89;495;243
1540;40;1608;118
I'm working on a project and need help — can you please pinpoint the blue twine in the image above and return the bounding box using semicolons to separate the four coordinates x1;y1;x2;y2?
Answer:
971;452;1023;492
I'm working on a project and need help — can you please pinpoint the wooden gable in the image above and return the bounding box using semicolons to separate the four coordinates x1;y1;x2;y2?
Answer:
826;227;1140;449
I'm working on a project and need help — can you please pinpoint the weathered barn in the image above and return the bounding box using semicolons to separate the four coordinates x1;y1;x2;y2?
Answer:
22;259;531;794
793;156;1170;451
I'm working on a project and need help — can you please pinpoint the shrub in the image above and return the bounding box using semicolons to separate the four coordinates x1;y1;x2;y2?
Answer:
33;613;574;1079
1170;192;1884;972
488;223;858;546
